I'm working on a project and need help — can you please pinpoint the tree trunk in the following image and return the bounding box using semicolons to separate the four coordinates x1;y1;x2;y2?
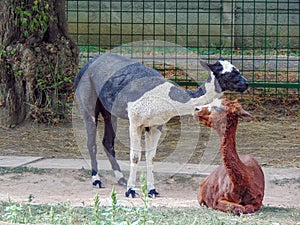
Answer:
0;0;79;126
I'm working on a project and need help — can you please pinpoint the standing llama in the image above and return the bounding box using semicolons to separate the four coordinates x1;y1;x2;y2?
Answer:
74;53;249;198
194;98;265;215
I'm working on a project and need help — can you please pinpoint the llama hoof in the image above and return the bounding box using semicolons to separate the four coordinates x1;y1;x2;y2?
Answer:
148;189;160;198
92;172;103;188
118;177;127;186
125;188;139;198
92;180;103;188
244;205;255;214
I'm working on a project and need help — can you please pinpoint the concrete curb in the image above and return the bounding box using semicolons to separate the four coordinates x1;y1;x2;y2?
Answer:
0;156;299;180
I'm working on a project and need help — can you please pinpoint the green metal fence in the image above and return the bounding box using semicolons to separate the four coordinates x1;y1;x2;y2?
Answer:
66;0;299;99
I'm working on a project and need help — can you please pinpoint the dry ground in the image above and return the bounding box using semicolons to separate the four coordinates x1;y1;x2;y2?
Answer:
0;96;299;168
0;96;299;209
0;167;299;209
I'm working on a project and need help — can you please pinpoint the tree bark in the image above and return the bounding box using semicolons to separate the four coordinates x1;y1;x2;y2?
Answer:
0;0;79;126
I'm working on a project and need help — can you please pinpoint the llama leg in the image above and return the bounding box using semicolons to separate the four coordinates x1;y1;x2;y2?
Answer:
100;108;126;186
82;110;102;188
216;199;249;215
145;126;162;197
126;124;143;198
243;204;255;214
197;180;208;205
76;78;102;187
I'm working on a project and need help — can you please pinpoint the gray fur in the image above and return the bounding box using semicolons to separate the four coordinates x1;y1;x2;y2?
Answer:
74;54;102;89
99;62;167;118
168;86;192;103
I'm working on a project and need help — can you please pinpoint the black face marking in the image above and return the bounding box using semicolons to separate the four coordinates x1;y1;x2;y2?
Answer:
168;86;192;103
210;61;249;93
209;61;224;74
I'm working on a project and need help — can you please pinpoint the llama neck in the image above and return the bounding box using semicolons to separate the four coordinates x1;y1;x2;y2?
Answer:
180;73;222;114
219;116;248;185
160;72;222;117
188;72;222;98
178;89;221;116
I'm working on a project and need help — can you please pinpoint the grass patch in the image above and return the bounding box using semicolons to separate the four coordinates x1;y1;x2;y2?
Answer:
0;186;299;225
0;199;299;225
0;166;46;175
77;45;299;57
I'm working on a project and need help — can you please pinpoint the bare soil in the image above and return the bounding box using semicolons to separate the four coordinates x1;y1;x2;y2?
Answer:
0;168;299;209
0;96;299;208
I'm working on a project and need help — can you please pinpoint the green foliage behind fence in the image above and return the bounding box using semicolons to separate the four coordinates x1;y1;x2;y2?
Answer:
66;0;299;99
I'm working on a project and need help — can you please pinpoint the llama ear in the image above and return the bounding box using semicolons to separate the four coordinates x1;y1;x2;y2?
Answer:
200;60;213;72
238;109;258;122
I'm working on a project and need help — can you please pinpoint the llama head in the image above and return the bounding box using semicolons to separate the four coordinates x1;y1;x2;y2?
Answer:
200;58;249;93
194;98;256;132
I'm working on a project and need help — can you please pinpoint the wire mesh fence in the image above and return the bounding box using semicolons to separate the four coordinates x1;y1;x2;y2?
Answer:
66;0;299;99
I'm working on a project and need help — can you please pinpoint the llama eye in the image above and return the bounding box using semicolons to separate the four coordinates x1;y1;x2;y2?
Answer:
224;72;233;79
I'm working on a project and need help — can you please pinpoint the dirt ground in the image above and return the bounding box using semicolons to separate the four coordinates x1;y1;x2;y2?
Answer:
0;168;299;209
0;96;299;168
0;97;299;208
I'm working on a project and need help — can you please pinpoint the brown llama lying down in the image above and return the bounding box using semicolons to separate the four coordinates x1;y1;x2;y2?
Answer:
194;98;265;215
